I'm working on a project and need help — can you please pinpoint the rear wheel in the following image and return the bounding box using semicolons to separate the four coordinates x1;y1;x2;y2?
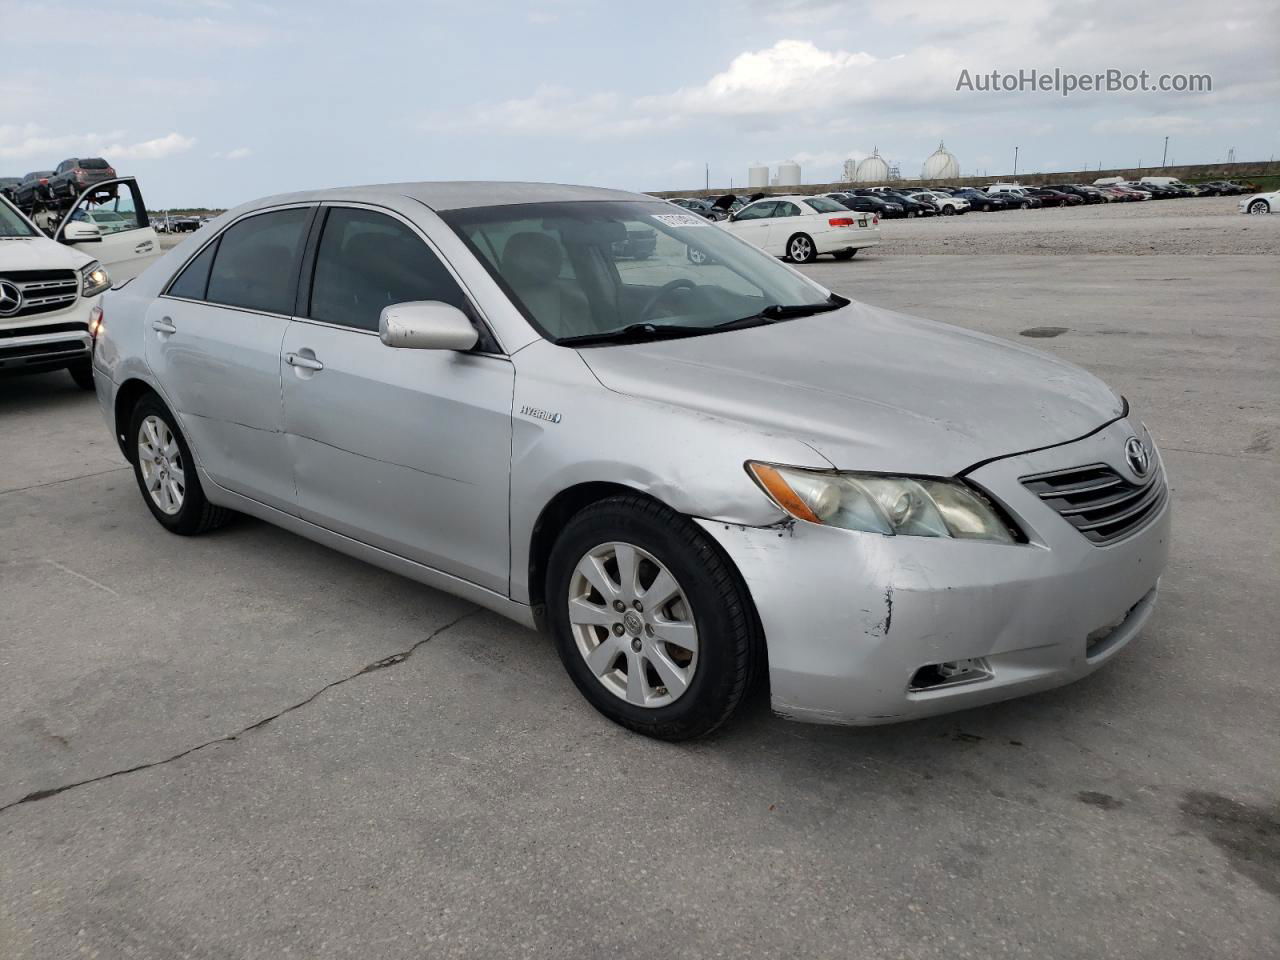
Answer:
832;248;858;260
941;205;955;216
546;496;759;740
129;394;233;535
786;233;817;264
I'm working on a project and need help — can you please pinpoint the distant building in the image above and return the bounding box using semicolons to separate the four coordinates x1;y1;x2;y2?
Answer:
922;141;960;180
853;147;890;183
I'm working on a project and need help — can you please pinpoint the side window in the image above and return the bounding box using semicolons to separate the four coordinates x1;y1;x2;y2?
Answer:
205;208;310;315
309;207;467;333
774;202;800;218
167;240;219;300
735;201;776;221
75;180;146;234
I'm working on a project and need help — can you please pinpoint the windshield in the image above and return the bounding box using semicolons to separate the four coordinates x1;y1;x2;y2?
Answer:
441;200;832;344
0;198;37;238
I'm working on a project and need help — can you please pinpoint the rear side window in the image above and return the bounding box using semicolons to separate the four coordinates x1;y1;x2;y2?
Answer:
168;240;219;300
308;207;467;333
206;208;310;315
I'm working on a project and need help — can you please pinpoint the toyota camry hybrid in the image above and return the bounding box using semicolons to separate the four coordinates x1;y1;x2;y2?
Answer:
93;182;1171;740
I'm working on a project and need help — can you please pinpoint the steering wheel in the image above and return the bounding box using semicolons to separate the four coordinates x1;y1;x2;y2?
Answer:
638;278;697;322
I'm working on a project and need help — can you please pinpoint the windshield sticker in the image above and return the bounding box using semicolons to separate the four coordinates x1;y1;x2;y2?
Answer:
651;213;708;228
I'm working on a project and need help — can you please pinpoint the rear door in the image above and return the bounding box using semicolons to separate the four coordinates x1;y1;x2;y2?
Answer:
54;178;160;282
145;205;314;512
280;203;514;592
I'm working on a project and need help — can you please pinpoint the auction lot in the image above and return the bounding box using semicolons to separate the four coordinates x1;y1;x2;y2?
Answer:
2;200;1278;959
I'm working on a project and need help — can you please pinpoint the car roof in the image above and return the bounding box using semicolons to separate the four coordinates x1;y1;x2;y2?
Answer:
233;181;651;213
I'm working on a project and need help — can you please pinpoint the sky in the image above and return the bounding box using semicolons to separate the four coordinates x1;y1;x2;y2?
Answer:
2;0;1277;208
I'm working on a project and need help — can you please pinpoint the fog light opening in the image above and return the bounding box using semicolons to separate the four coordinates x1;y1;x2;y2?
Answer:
909;657;993;692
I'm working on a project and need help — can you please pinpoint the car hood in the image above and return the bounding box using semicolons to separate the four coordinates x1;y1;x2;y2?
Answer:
0;236;93;272
578;301;1123;477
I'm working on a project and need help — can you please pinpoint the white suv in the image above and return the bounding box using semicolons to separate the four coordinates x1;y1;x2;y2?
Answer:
1;178;160;388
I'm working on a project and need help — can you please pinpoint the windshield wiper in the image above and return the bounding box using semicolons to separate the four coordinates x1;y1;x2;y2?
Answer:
731;293;850;325
556;322;720;347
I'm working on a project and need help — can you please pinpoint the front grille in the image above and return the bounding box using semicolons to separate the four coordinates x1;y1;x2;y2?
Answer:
0;269;79;319
1022;461;1166;545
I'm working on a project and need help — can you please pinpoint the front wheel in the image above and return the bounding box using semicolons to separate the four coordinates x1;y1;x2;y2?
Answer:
1248;200;1270;215
942;205;955;216
129;394;234;535
546;496;759;740
832;248;858;260
786;233;817;263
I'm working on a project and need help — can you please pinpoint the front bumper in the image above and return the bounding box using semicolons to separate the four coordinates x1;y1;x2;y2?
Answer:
698;420;1171;725
0;300;94;377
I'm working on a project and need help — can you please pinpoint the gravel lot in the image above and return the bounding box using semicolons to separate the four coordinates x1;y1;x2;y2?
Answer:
2;205;1278;959
874;195;1280;256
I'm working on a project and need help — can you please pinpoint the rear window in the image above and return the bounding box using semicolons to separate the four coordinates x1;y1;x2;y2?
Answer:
80;158;111;170
803;196;847;214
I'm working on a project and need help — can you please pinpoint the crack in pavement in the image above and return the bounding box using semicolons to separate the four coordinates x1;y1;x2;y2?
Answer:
0;606;482;815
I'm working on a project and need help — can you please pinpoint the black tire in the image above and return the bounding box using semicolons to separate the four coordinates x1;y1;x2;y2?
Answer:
785;233;817;264
128;393;233;536
832;248;857;260
1248;200;1270;215
68;361;95;391
941;205;955;216
545;495;760;741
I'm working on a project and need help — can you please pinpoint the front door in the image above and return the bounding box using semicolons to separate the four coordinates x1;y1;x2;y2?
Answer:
280;204;514;593
725;200;776;252
145;205;314;511
55;178;160;282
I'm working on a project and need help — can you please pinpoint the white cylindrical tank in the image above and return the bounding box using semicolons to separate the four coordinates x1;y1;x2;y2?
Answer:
921;141;960;180
854;149;890;183
748;164;769;188
776;161;801;186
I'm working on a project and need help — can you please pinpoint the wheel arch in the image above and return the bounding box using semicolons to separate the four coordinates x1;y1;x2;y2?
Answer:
113;377;160;461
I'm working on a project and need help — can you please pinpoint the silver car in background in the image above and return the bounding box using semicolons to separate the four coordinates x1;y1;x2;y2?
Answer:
94;182;1170;740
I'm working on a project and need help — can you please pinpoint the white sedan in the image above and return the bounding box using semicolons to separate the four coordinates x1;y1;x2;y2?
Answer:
1239;190;1278;214
719;194;881;263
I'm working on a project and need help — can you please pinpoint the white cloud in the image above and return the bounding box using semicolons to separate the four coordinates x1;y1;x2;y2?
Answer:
213;147;253;160
0;125;195;161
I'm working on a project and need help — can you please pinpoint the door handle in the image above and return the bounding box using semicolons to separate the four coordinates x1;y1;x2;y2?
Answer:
151;317;176;334
286;352;324;371
135;240;154;253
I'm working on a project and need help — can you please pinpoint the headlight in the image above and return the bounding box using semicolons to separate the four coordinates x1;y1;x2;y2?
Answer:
81;261;111;298
747;462;1017;543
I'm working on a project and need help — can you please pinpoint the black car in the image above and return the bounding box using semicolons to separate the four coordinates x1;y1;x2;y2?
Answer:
826;192;902;219
1027;187;1080;207
1045;184;1106;204
859;190;935;217
673;197;728;221
12;170;55;208
947;188;1007;212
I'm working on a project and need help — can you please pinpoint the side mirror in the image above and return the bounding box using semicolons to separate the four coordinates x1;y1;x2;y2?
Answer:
379;301;478;352
61;221;102;244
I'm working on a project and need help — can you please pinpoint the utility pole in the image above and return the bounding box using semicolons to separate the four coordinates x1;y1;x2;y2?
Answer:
1013;146;1019;178
705;163;709;191
1162;136;1169;168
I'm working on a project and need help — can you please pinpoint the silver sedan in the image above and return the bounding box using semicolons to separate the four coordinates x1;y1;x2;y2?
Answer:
93;182;1170;740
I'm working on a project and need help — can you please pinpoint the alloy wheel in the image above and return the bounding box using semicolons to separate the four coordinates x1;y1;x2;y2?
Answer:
1249;201;1269;215
567;541;699;708
137;415;186;515
789;236;813;261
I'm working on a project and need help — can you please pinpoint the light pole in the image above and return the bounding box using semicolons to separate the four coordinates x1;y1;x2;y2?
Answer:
1013;146;1019;178
1162;136;1169;168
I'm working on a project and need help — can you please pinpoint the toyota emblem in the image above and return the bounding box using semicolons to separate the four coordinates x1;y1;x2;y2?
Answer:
1124;437;1150;478
0;280;22;318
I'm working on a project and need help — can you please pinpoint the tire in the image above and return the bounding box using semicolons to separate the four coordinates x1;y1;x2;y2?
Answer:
1248;200;1270;215
128;393;233;536
68;361;95;391
832;248;857;260
941;205;954;216
786;233;817;264
1020;201;1030;210
545;495;759;741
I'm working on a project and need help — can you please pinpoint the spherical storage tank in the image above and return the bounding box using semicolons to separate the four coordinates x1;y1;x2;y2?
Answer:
853;148;890;183
922;141;960;180
776;161;801;186
748;164;769;188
